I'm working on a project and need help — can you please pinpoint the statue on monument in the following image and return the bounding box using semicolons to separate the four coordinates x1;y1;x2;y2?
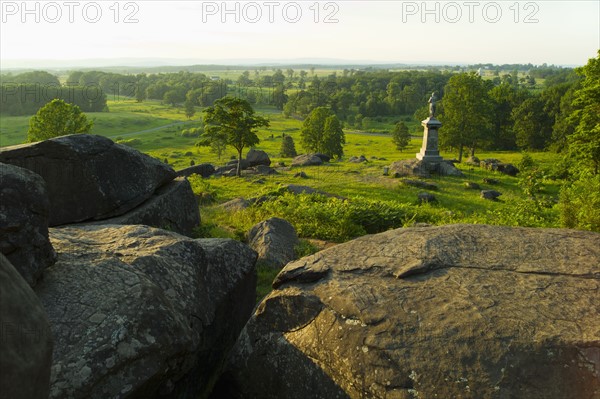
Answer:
428;92;437;118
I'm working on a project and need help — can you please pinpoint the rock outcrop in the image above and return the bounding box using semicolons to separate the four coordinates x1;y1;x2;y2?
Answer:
390;159;464;177
246;149;271;167
36;225;257;399
225;224;600;399
0;254;54;399
177;163;216;178
0;135;176;226
79;177;200;236
248;218;299;269
292;154;323;167
0;163;56;286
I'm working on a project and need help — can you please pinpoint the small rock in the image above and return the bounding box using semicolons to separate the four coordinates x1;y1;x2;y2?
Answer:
464;182;481;190
177;163;215;178
313;153;331;162
220;198;251;211
294;172;309;178
248;218;299;269
418;192;437;203
483;178;500;185
481;190;502;200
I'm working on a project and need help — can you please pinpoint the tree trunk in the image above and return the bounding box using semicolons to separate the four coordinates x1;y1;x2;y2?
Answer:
237;149;243;177
470;143;476;158
458;144;464;163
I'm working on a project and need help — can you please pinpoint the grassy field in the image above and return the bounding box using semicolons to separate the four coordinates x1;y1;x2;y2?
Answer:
0;98;565;300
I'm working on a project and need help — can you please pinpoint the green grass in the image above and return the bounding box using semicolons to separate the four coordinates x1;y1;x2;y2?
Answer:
0;98;566;299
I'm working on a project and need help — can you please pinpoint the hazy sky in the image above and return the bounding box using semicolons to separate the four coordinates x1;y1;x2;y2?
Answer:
1;0;598;67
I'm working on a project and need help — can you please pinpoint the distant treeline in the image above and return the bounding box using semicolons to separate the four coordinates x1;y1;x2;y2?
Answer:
0;64;581;154
1;71;107;115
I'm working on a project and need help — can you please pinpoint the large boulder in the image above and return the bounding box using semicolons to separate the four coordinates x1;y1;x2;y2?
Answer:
177;163;216;178
36;225;257;399
292;154;323;167
390;159;463;177
0;135;176;226
248;217;299;269
78;177;200;236
225;224;600;399
0;163;56;286
246;149;271;167
0;254;54;399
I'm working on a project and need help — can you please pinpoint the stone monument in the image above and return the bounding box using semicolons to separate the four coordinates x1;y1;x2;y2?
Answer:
416;92;443;162
388;92;463;177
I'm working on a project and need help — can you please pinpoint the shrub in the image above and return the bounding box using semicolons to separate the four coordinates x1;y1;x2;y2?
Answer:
559;174;600;232
116;138;142;147
280;135;297;157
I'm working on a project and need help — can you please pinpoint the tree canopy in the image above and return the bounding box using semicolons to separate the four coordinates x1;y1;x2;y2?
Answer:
391;121;411;151
202;96;269;176
440;73;492;161
300;107;345;158
27;99;93;142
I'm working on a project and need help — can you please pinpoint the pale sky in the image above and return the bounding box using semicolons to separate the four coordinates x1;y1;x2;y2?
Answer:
1;0;598;67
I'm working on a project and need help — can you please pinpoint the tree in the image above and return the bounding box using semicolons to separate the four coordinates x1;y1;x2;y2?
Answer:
184;100;196;120
280;134;297;157
512;96;553;150
566;51;600;175
300;107;346;158
27;99;93;142
440;73;492;161
391;121;411;151
202;96;269;176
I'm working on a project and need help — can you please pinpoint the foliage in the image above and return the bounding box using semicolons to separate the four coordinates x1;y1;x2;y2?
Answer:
440;73;492;161
184;100;196;120
116;138;142;147
391;121;411;151
512;96;553;150
202;96;269;175
559;174;600;232
280;134;297;157
300;107;345;158
27;99;93;142
566;51;600;175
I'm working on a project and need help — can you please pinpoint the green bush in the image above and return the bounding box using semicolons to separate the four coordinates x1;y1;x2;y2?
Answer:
116;138;142;147
559;174;600;232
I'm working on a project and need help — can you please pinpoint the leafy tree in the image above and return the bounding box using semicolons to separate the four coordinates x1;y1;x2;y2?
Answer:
391;121;411;151
202;96;269;176
27;99;93;142
184;100;196;120
323;115;345;158
512;96;553;150
440;73;492;161
301;107;345;158
566;51;600;175
163;90;179;106
280;134;297;157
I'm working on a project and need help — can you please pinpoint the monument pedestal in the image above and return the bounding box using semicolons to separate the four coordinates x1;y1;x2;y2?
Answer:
416;117;443;163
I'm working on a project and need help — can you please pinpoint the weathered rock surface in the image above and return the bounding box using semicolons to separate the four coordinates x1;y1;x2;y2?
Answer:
36;225;257;399
0;254;54;399
0;163;56;286
480;159;520;176
79;178;200;236
226;224;600;399
246;149;271;167
177;163;216;178
292;154;323;167
0;135;176;226
220;197;251;212
248;217;299;269
390;159;463;177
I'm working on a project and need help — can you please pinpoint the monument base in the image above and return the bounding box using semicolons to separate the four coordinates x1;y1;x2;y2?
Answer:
416;153;443;163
